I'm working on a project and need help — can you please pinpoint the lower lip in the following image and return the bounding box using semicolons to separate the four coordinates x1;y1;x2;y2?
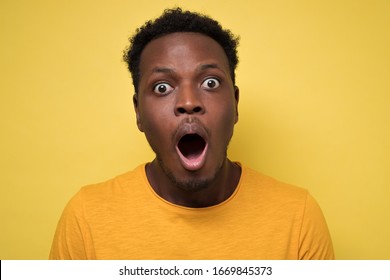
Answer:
176;144;208;171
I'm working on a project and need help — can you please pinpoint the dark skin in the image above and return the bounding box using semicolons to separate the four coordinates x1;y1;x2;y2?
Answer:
134;32;241;208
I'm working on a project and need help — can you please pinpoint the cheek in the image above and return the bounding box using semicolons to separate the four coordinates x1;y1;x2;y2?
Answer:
218;97;237;123
138;104;174;144
209;102;237;138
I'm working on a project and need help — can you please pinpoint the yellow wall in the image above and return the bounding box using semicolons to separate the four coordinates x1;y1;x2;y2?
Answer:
1;0;389;259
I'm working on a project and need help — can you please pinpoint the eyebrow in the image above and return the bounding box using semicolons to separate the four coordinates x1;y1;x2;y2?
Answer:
152;64;222;71
150;67;174;74
148;63;225;76
198;63;222;72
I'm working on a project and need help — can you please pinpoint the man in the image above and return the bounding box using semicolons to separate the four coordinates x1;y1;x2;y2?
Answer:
50;8;334;259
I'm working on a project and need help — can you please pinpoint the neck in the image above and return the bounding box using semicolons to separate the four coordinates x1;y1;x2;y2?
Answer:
146;159;241;208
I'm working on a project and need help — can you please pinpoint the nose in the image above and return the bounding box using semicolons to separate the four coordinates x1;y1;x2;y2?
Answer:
174;85;205;115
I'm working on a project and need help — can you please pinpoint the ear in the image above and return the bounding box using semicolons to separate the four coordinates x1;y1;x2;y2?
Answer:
234;86;240;124
133;93;144;132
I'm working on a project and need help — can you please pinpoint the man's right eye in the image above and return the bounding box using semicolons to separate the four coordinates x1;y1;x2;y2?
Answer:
153;83;174;95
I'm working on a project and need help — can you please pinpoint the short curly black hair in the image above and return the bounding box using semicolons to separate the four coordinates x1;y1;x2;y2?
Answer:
123;8;239;94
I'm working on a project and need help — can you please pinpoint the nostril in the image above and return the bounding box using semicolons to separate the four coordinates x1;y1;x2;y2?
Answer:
193;106;202;113
176;106;203;114
177;107;186;114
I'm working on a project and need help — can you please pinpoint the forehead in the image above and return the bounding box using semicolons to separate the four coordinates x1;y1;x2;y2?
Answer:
139;32;230;74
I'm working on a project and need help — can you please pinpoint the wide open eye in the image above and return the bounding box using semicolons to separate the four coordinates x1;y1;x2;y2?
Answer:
201;78;220;90
153;82;174;95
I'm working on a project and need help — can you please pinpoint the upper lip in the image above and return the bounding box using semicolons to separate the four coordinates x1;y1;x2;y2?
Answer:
174;118;208;147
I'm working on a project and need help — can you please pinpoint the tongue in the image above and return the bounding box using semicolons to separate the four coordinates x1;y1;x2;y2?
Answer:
177;134;207;171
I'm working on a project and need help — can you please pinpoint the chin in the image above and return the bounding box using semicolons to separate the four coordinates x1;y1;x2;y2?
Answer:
174;178;211;192
157;155;224;192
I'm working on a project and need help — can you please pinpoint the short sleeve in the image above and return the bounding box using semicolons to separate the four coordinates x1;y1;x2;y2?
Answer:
49;189;96;259
298;193;335;259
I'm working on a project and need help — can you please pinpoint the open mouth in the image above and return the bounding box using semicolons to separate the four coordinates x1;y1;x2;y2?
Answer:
176;133;208;171
178;134;206;159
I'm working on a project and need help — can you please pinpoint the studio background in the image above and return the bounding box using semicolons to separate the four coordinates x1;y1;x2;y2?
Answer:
1;0;389;259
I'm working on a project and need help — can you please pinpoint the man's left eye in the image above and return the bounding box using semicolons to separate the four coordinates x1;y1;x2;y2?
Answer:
201;78;220;89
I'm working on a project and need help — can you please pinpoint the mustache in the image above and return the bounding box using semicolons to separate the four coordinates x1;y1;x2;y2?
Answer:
179;116;202;126
172;117;210;142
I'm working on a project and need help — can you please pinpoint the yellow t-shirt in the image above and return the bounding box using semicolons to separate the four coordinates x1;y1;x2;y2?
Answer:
49;164;334;259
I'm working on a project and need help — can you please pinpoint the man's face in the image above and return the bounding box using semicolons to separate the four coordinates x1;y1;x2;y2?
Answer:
134;32;239;191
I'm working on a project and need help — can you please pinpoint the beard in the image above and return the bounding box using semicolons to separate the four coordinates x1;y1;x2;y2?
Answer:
154;150;226;193
146;117;232;192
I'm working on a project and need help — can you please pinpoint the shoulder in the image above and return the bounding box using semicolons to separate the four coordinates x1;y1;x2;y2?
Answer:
67;164;147;213
80;164;146;198
238;165;334;259
239;165;308;204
